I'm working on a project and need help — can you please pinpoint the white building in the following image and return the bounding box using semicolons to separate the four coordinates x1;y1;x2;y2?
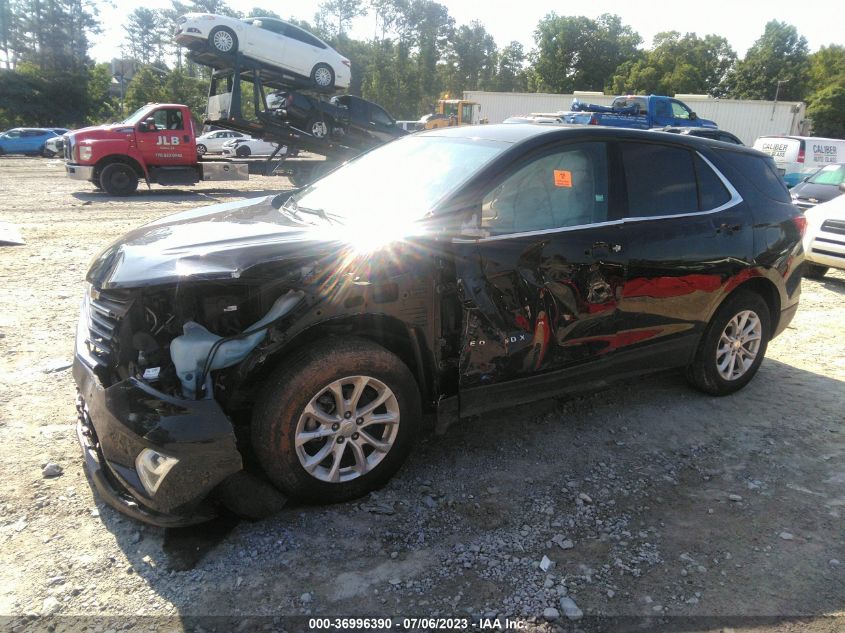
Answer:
463;91;809;146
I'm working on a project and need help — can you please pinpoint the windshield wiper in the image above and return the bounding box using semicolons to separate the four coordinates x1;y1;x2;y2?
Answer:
294;205;342;224
280;196;342;225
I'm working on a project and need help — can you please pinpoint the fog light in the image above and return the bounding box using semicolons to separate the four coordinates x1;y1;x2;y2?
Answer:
135;448;178;495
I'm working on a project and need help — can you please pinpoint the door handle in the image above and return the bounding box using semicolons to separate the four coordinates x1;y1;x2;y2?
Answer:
717;223;742;234
183;135;190;143
587;241;623;255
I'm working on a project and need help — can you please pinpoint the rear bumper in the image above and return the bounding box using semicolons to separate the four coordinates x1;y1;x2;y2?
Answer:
73;356;243;527
773;302;799;338
66;163;95;181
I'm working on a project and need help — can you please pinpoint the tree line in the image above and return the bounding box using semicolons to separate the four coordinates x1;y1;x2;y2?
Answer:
1;0;844;137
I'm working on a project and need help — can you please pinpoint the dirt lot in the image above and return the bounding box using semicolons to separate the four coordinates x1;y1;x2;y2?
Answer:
1;156;844;632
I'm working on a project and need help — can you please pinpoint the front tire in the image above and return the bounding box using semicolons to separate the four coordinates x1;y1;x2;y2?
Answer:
805;264;829;280
196;143;207;156
98;162;138;196
235;145;251;157
686;290;771;396
310;63;335;91
252;337;421;503
209;27;238;55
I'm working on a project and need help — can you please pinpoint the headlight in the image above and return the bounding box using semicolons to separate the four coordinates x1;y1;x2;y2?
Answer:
79;145;92;161
135;448;179;495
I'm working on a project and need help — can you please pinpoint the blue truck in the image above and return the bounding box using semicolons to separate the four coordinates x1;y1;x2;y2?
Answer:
563;95;718;130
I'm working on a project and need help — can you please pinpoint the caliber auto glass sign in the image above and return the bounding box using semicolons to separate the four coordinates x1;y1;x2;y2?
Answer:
760;142;789;159
813;144;838;163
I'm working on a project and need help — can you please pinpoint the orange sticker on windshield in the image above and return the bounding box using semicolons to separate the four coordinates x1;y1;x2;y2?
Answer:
554;170;572;187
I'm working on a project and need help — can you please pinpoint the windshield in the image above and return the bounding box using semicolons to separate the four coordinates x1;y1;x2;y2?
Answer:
286;135;509;226
809;164;845;185
121;106;151;125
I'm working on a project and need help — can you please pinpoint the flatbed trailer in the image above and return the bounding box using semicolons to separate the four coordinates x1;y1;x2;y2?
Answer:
196;51;380;185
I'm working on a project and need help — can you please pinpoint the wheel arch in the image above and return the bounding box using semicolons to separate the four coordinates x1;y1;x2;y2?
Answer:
248;314;436;409
716;276;781;333
94;154;145;181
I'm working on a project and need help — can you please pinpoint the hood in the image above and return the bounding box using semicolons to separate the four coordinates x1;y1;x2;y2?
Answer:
698;118;718;129
790;180;843;204
69;123;137;140
87;195;343;289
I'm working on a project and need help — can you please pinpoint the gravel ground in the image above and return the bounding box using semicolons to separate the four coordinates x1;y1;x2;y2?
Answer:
1;156;844;633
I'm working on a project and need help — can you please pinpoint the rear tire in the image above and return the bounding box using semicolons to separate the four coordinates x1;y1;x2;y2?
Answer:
235;145;251;157
252;337;421;503
686;290;771;396
805;264;829;280
209;27;238;55
99;162;138;196
310;63;335;91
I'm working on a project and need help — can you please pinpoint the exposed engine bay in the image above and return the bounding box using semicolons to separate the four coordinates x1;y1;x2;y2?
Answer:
84;278;305;402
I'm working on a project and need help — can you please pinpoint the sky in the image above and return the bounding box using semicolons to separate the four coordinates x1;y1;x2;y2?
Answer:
89;0;845;64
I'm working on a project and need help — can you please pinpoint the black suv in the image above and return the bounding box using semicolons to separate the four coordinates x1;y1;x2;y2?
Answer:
73;125;804;526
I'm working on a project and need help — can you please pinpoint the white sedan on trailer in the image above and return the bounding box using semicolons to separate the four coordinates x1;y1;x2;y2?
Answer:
221;137;286;158
174;13;351;91
195;129;248;155
803;188;845;279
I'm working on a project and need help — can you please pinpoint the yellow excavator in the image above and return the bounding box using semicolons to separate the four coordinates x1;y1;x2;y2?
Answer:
418;99;485;130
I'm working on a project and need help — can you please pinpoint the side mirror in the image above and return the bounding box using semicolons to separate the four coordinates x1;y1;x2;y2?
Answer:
689;111;698;121
839;182;845;193
138;117;156;132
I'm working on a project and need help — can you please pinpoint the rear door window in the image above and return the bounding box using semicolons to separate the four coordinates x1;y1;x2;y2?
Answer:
695;155;731;209
620;143;698;217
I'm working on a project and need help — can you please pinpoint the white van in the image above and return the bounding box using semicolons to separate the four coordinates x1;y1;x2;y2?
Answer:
753;136;845;188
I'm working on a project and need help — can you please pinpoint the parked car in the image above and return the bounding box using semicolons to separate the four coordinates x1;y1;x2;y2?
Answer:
175;13;351;91
0;128;59;156
221;136;284;157
753;136;845;187
43;135;65;157
503;115;565;125
266;90;406;144
802;192;845;279
396;120;419;132
660;126;743;145
73;124;804;526
788;163;845;211
196;129;248;155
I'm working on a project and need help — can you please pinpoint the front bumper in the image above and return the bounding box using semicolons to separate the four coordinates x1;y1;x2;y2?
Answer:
66;163;95;181
73;356;243;527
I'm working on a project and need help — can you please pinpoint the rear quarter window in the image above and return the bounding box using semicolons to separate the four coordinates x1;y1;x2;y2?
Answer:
716;150;791;203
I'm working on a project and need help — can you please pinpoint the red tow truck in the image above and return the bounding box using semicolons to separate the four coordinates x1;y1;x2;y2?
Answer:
64;103;249;195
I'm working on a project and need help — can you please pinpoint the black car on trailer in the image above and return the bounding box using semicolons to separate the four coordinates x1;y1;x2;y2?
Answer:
73;124;805;526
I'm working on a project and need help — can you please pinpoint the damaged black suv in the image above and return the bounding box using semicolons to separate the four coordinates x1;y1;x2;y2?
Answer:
74;125;805;526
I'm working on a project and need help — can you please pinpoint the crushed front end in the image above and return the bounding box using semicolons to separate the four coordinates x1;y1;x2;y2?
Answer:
73;279;302;526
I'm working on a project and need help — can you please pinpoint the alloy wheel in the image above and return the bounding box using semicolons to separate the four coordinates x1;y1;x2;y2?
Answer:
294;375;400;483
716;310;762;380
314;66;333;87
213;30;234;52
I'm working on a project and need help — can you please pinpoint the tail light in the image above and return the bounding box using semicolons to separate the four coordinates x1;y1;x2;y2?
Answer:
286;93;294;107
341;59;351;68
589;116;598;125
792;214;807;237
797;141;805;163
